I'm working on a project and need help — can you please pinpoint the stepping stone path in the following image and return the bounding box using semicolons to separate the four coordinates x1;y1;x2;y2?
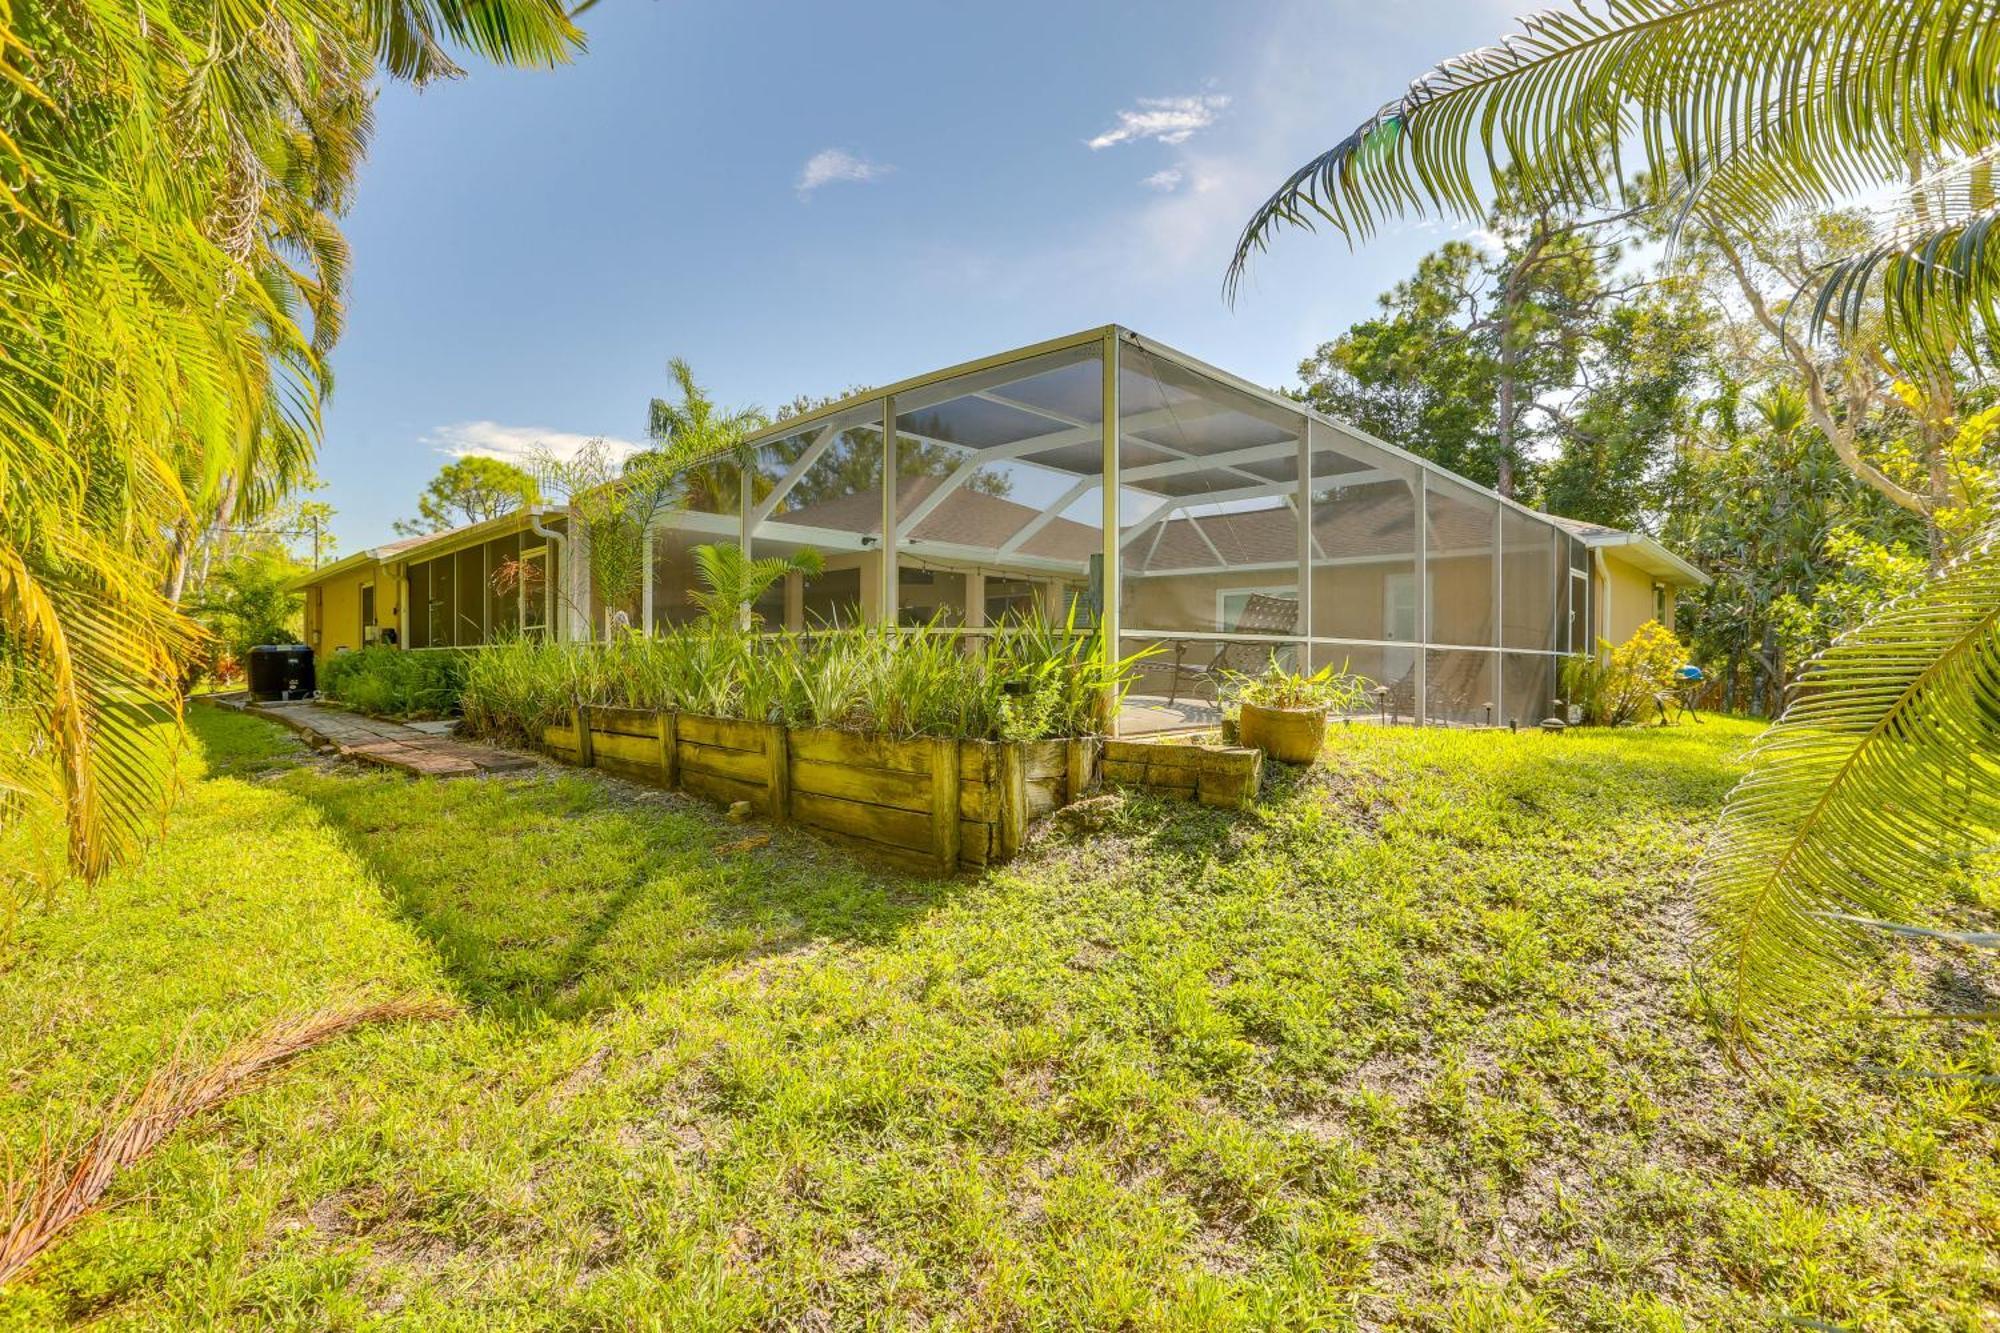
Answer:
230;699;540;778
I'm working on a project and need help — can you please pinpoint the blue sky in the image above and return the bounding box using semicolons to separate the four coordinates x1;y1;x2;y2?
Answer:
319;0;1520;548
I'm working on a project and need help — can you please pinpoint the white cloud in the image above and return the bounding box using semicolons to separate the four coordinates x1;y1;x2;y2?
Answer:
425;421;642;467
796;148;892;196
1141;168;1185;192
903;23;1356;300
1088;94;1230;150
899;1;1529;335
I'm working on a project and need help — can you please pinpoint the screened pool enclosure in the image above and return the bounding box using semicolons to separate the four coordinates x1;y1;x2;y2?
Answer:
641;326;1597;735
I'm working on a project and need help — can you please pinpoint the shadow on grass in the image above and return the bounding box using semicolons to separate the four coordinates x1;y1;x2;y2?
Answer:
202;707;1743;1023
271;756;959;1023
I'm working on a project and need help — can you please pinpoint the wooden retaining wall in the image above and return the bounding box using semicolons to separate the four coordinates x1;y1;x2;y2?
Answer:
955;739;1077;868
1100;737;1263;809
789;727;949;871
543;708;1104;873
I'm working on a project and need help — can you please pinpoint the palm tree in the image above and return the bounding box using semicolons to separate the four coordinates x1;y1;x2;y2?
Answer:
534;361;770;635
1226;0;2000;1046
648;357;770;514
687;544;826;631
1;0;581;878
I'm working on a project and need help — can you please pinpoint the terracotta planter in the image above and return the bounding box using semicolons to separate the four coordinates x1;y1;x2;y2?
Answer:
1237;703;1328;764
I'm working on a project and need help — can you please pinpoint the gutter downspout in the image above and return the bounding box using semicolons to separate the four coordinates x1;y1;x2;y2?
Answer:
527;507;573;643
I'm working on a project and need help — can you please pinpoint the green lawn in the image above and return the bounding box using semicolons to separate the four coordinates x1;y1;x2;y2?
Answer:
1;707;1995;1329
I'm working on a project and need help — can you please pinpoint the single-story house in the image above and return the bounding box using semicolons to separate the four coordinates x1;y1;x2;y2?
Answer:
296;325;1707;730
296;505;589;655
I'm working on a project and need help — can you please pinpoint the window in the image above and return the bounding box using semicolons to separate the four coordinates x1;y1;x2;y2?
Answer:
424;557;456;648
520;546;547;635
984;577;1040;627
360;582;376;645
898;566;966;627
802;567;862;627
487;532;522;638
1568;570;1589;653
1653;583;1667;625
1381;572;1420;687
449;548;483;645
751;570;788;631
401;560;426;648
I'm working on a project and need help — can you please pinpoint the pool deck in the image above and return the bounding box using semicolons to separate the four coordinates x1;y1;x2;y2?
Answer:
1116;696;1223;736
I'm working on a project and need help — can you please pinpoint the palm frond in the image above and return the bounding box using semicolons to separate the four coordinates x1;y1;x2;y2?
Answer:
1822;912;2000;948
1226;0;2000;301
364;0;584;84
0;0;582;878
0;536;192;878
685;543;825;626
1809;151;2000;364
1697;524;2000;1047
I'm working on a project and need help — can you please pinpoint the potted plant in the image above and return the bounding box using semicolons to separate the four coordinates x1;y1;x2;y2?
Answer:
1222;661;1372;764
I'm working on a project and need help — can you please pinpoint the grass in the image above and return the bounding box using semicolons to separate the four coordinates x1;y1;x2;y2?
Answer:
0;707;1996;1328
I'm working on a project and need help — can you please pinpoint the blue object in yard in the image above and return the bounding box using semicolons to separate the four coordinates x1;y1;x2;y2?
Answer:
1665;662;1706;725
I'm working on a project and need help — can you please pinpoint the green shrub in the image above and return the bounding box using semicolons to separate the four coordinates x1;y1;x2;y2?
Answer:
1220;660;1374;713
319;648;468;719
458;612;1150;746
1558;620;1683;726
456;637;598;745
185;553;305;686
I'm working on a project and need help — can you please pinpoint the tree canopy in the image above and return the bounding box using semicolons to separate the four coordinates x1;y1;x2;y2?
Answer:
395;458;543;536
1238;0;2000;1046
0;0;580;877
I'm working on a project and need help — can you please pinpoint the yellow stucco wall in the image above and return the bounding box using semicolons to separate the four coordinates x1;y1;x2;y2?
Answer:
303;563;390;656
302;520;1687;661
745;546;1683;659
1598;550;1673;646
1123;556;1504;646
1125;567;1273;634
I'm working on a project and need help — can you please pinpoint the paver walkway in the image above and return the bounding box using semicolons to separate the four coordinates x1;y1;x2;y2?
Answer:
233;699;540;778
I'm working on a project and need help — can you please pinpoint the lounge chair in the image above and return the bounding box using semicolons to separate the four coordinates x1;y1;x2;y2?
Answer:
1161;593;1301;704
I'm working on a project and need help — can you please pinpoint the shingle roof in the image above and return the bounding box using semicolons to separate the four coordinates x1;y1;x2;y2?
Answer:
766;477;1554;574
1544;513;1623;540
374;529;451;557
766;476;1101;563
291;507;566;590
1130;482;1503;573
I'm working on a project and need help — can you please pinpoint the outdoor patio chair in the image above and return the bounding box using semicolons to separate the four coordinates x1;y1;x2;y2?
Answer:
1428;652;1493;725
1162;593;1300;704
1375;667;1417;723
1368;655;1492;724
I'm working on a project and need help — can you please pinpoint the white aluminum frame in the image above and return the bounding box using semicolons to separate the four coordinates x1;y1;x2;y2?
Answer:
648;325;1604;734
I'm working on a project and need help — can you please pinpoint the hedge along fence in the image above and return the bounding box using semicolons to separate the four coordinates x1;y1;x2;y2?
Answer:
539;706;1261;871
541;705;1101;871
